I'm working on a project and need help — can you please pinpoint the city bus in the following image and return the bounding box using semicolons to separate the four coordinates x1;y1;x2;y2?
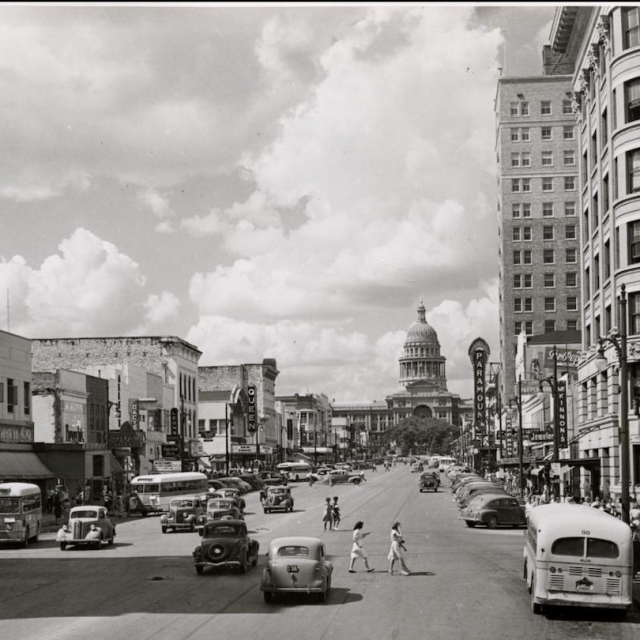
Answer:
276;462;312;482
0;482;42;547
524;503;633;617
129;472;208;515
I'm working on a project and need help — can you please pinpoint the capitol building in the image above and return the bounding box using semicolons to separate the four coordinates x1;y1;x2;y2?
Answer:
331;300;473;454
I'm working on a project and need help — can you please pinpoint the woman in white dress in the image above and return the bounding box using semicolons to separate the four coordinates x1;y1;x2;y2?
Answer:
388;522;411;576
349;521;374;573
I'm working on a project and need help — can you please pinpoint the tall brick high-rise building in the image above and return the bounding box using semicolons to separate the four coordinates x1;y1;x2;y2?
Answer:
496;67;581;401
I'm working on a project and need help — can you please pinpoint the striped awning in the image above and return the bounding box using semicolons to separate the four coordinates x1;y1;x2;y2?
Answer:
0;451;55;480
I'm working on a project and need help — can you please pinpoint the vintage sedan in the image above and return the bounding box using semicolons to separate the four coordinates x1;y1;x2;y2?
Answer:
57;506;116;550
192;519;259;575
263;486;294;513
418;472;439;492
209;488;245;513
261;536;333;603
460;494;527;529
160;498;205;533
197;499;243;531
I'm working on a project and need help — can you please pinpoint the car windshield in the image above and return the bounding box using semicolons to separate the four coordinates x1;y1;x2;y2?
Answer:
0;497;21;514
71;510;99;519
171;499;194;508
204;524;242;537
270;489;286;495
277;545;310;557
208;500;232;509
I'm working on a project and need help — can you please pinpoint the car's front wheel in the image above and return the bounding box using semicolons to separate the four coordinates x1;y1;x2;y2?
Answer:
465;521;476;528
195;565;204;575
161;526;167;534
238;551;248;574
263;591;274;603
59;542;67;551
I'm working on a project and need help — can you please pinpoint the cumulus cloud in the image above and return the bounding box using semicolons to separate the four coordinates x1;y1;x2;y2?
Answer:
0;228;178;338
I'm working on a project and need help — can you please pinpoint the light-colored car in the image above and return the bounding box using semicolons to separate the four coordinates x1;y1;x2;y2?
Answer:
160;498;205;533
209;488;245;513
261;536;333;603
193;519;259;575
263;486;294;513
56;506;116;550
322;469;362;485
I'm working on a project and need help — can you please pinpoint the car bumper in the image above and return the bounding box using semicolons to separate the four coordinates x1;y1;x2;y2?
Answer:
194;559;243;568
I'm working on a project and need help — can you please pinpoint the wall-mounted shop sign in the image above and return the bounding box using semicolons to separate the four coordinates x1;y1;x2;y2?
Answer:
108;430;142;448
0;424;34;444
247;384;257;432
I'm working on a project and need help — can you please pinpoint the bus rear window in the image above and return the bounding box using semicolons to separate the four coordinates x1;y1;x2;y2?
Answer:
551;536;620;558
551;537;584;556
587;538;619;559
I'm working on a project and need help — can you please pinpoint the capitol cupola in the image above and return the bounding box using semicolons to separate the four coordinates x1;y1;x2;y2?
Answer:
399;299;447;390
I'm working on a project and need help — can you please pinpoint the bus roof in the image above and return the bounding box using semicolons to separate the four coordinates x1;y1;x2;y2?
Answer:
131;472;207;483
528;503;633;543
0;482;41;496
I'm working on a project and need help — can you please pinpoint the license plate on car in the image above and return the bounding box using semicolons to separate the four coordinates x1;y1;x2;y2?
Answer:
287;565;299;573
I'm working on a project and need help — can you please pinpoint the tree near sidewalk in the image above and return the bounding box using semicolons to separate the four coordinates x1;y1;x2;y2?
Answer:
380;416;457;456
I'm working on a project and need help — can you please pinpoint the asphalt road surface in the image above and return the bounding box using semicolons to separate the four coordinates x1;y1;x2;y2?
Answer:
1;466;639;640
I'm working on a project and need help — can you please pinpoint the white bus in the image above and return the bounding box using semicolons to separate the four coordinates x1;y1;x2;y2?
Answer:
525;503;633;616
276;462;312;482
0;482;42;547
129;472;208;515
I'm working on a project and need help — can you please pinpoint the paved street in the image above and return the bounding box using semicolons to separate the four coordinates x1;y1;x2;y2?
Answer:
1;467;639;640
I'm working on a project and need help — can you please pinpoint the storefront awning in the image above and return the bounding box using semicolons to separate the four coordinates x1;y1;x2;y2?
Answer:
109;453;125;476
0;450;56;480
198;457;211;470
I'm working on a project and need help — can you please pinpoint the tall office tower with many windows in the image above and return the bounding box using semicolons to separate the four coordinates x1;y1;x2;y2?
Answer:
550;6;640;493
496;69;581;400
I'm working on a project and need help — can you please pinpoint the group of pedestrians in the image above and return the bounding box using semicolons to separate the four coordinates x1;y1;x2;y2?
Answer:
347;520;411;576
322;496;341;530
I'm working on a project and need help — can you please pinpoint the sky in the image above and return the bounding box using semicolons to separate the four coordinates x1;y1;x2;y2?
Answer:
1;2;558;402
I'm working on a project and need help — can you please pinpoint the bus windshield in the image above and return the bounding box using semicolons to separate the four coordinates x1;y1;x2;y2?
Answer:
0;497;20;513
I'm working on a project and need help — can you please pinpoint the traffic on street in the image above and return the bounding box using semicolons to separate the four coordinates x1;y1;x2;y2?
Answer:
1;462;638;640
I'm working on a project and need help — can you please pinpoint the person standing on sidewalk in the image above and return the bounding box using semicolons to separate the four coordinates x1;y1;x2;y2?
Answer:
348;521;374;573
387;522;411;576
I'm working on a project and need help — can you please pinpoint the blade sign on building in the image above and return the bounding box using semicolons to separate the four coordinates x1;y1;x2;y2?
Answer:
247;384;257;433
557;379;568;448
468;338;491;436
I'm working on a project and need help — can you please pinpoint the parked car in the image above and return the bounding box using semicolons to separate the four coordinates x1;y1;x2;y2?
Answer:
460;494;527;529
192;519;259;575
419;472;439;492
209;488;246;513
197;498;243;531
457;484;508;509
160;497;205;533
57;506;116;550
260;536;333;603
263;486;294;513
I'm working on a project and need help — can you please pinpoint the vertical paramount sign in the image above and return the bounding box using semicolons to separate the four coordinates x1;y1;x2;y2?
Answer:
468;338;490;437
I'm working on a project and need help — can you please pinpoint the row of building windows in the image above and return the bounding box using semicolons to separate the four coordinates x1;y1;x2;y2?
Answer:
0;379;31;415
514;296;578;312
511;176;576;192
510;125;575;142
515;319;579;336
511;150;575;167
513;248;577;265
512;272;579;289
512;225;576;241
512;201;576;217
509;99;573;117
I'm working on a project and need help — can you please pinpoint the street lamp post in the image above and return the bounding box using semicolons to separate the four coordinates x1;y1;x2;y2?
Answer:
510;375;525;497
225;403;231;476
539;347;560;500
595;284;630;525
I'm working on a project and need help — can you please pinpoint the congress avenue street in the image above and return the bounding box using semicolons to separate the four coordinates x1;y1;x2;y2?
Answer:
1;467;638;640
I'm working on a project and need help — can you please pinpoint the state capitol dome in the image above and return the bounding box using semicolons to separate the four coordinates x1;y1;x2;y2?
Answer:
404;300;439;346
399;299;447;390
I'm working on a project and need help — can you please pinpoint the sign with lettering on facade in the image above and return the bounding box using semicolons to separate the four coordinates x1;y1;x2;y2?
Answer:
468;338;490;435
557;379;568;448
108;430;141;448
130;399;139;428
170;408;179;436
232;444;256;454
544;347;581;371
161;444;180;458
0;425;34;444
247;384;257;432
